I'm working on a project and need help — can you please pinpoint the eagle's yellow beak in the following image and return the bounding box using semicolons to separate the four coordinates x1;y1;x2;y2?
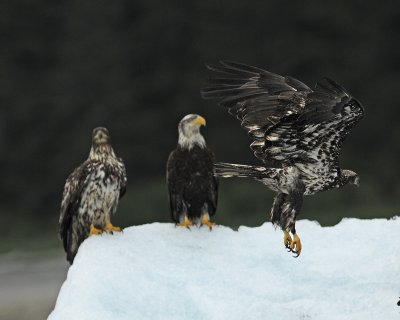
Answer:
192;115;206;126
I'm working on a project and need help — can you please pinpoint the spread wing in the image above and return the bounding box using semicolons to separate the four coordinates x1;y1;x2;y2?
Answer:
201;61;311;164
263;80;364;171
201;61;364;170
59;161;93;251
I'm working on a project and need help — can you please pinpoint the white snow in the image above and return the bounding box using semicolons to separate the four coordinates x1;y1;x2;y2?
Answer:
49;218;400;320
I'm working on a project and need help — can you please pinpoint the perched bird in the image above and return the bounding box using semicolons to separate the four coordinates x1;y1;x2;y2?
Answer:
59;127;127;264
166;114;218;229
201;61;364;256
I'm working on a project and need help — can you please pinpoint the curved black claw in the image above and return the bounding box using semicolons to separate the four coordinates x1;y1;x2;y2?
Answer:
292;251;300;258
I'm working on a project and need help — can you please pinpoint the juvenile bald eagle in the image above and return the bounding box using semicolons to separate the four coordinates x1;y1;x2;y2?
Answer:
201;61;364;256
167;114;218;229
59;127;127;264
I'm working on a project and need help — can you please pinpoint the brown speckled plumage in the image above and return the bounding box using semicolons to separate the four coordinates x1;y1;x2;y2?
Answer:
202;61;364;235
59;127;127;264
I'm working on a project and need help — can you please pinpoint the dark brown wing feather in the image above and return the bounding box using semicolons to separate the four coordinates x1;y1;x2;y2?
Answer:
166;146;218;222
201;61;311;164
59;161;92;252
201;61;364;169
117;157;127;199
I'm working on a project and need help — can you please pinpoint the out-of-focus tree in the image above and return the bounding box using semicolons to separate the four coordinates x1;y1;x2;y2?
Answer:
1;1;399;247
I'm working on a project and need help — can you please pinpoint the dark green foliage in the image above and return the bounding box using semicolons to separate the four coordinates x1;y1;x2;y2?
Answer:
1;1;399;251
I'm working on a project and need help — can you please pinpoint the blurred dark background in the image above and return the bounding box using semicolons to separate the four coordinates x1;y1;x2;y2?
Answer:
1;0;399;253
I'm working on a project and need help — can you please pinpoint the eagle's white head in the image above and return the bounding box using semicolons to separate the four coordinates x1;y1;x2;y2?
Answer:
178;114;206;149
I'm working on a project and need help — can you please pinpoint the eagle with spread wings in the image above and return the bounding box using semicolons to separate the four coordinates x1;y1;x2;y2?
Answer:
201;61;364;256
59;127;127;264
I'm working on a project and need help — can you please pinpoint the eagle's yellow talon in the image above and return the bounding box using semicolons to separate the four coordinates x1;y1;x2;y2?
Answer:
89;224;103;236
290;233;302;256
201;214;216;230
283;231;292;248
105;223;122;233
176;216;193;228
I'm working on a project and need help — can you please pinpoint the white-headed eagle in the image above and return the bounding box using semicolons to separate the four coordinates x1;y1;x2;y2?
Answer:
166;114;218;229
59;127;127;264
201;61;364;256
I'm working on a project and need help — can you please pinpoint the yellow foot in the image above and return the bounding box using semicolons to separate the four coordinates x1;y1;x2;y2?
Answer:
176;216;193;229
105;223;122;233
290;233;302;257
201;214;216;230
89;224;102;236
283;231;292;249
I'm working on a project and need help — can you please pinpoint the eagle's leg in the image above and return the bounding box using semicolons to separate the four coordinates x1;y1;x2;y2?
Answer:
200;212;216;230
283;230;292;250
89;224;103;236
105;222;122;233
289;226;301;257
176;215;193;229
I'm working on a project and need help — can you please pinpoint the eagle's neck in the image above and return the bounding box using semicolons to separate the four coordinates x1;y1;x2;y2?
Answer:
89;144;116;161
178;130;206;150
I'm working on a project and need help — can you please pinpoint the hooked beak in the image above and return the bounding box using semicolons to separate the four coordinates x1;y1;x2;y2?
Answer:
192;115;206;126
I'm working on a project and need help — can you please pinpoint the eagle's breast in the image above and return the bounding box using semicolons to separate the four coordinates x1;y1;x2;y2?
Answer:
78;161;122;227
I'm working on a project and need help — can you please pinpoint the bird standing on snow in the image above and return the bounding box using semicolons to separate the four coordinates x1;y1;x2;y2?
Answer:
167;114;218;229
59;127;127;264
202;61;364;256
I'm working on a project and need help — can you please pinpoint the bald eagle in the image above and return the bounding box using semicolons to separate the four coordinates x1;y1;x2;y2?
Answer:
59;127;127;264
166;114;218;229
201;61;364;256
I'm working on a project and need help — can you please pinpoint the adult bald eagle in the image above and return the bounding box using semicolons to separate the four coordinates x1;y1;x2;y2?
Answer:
59;127;127;264
167;114;218;229
201;61;364;256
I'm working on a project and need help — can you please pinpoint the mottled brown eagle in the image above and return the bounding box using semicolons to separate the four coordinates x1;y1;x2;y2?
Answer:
166;114;218;229
59;127;127;264
201;61;364;256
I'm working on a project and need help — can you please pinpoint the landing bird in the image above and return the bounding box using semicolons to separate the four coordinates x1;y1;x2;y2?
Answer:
166;114;219;229
59;127;127;264
201;61;364;256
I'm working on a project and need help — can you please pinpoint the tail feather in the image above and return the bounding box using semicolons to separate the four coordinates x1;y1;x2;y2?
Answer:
214;162;268;179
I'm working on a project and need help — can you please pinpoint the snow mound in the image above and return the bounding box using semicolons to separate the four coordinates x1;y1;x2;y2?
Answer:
49;218;400;320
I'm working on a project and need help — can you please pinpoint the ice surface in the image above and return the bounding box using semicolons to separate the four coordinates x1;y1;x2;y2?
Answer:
49;218;400;320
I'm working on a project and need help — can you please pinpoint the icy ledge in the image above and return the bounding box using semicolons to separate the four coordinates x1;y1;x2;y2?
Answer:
49;218;400;320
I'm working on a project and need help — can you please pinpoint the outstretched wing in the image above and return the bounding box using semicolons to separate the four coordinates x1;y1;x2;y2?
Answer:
262;78;364;171
201;61;364;170
201;61;312;164
59;161;92;251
